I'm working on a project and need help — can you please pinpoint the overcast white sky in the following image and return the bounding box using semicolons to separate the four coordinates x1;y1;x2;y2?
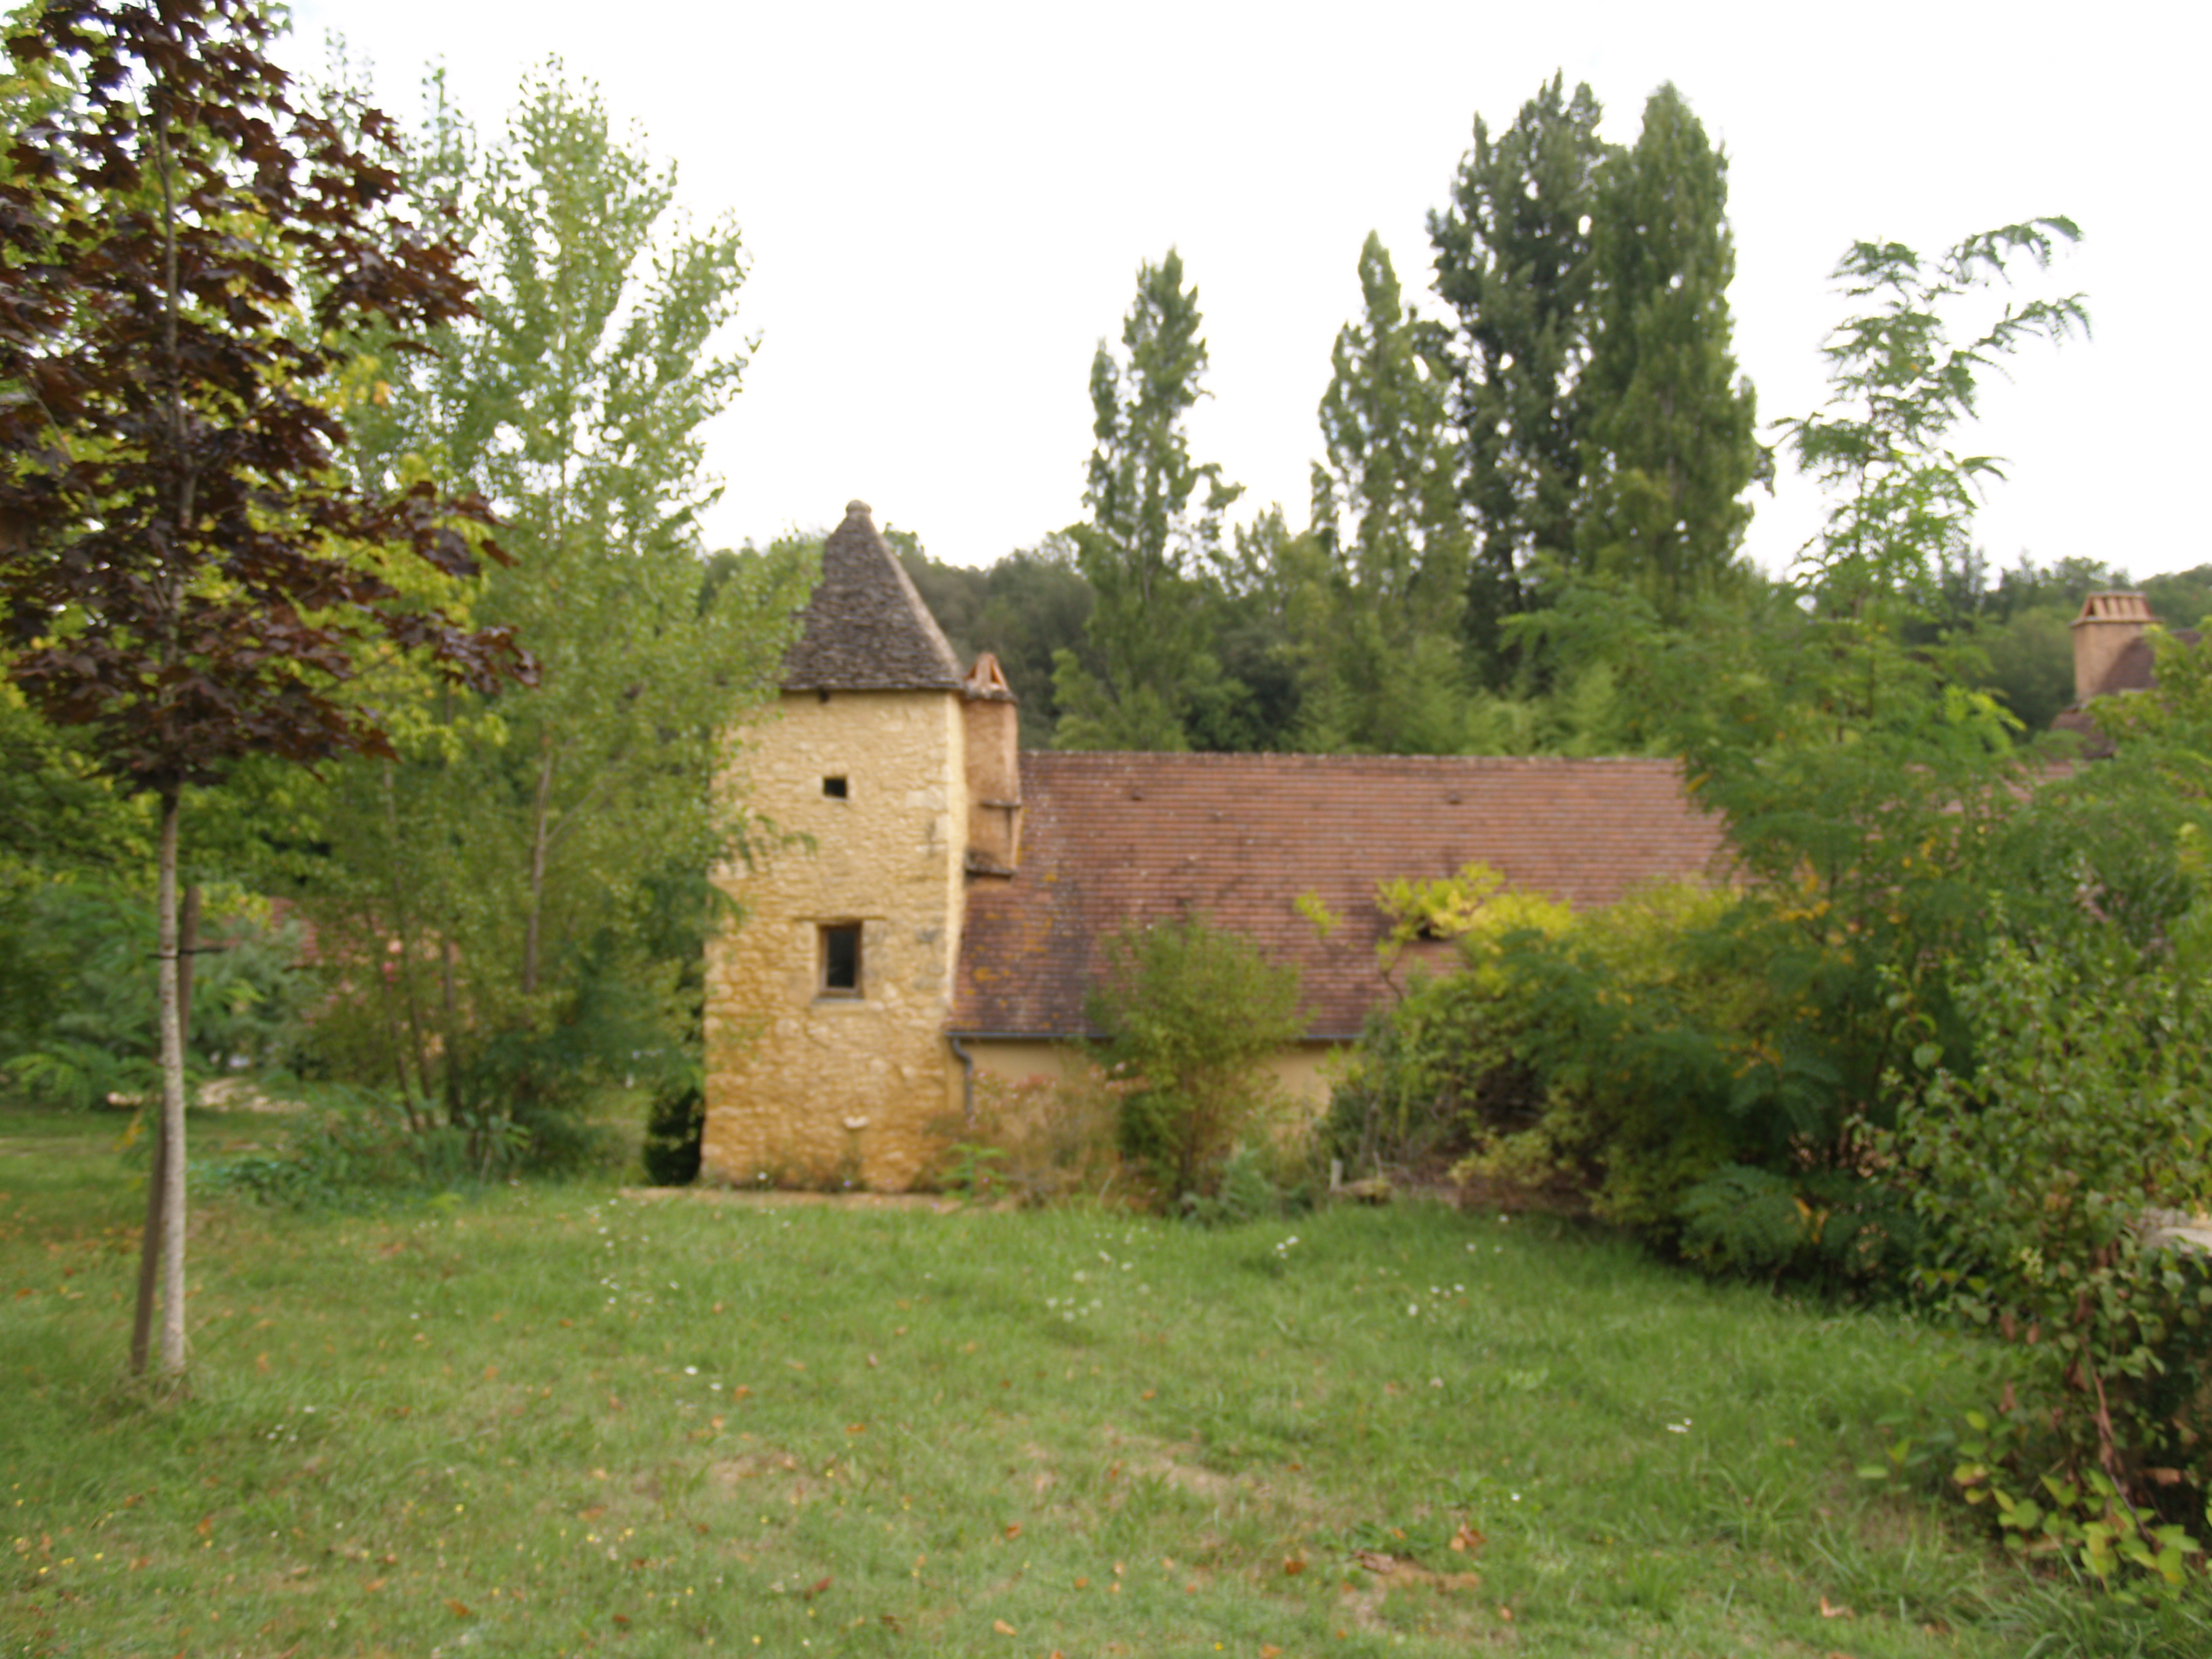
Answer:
285;1;2205;581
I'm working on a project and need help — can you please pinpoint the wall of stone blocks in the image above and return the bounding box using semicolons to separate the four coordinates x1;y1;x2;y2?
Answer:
960;1040;1343;1120
703;689;968;1191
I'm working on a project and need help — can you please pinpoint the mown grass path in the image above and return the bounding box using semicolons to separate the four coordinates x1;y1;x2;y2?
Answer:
0;1109;2134;1656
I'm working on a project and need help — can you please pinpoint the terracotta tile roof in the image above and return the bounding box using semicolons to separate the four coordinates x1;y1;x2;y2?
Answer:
951;752;1727;1040
780;501;964;691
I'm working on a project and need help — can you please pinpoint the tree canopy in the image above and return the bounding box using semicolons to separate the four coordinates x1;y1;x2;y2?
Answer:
0;0;531;1376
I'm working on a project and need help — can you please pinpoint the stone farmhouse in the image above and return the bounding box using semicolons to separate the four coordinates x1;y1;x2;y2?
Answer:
701;502;1729;1192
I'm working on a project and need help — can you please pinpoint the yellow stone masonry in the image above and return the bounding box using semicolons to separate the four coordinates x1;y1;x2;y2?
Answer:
703;689;969;1191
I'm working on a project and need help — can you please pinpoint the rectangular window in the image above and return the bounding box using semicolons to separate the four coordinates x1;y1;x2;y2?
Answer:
822;775;848;798
819;922;862;996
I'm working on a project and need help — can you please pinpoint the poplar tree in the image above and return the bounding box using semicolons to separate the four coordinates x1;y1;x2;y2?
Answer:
309;66;810;1128
1575;84;1763;612
1428;74;1607;664
1053;249;1242;751
1300;232;1471;752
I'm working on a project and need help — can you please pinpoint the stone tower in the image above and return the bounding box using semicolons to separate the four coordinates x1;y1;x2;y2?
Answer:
701;501;989;1191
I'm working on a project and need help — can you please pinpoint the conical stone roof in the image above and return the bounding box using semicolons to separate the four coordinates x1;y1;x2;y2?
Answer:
779;501;965;692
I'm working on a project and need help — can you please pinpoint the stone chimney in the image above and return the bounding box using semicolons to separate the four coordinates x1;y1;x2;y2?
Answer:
2071;592;2156;705
962;653;1021;874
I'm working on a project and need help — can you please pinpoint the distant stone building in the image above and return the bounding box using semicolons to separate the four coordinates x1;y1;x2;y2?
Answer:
2055;592;2202;754
701;501;1728;1191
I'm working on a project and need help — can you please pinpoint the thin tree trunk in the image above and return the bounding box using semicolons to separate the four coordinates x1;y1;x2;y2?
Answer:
130;883;197;1375
439;937;462;1122
155;792;188;1377
380;763;436;1122
521;739;556;998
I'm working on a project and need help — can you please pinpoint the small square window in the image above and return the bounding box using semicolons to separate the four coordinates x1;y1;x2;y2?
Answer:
823;775;848;798
819;922;862;996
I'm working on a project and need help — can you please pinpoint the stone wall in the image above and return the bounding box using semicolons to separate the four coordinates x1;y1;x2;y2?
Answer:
960;1039;1342;1119
703;689;968;1191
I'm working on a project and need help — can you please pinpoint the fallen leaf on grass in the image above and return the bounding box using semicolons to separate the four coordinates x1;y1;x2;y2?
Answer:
1820;1597;1853;1619
1003;1523;1021;1541
611;1613;630;1626
993;1618;1017;1635
1353;1550;1397;1574
363;1578;386;1593
1282;1557;1306;1576
1449;1525;1485;1554
445;1599;471;1618
1262;1647;1283;1658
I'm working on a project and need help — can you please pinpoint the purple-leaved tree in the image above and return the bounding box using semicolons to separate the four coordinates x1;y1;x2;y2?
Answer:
0;0;535;1380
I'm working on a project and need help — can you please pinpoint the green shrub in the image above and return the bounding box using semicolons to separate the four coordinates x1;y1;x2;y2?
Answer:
1896;928;2212;1569
203;1084;588;1210
1677;1162;1919;1290
1323;970;1535;1179
1337;878;1925;1260
926;1063;1129;1208
1;877;308;1107
1086;916;1305;1204
1176;1139;1318;1227
640;1083;704;1186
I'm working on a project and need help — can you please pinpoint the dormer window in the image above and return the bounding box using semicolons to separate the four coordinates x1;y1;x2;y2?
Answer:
823;775;848;799
818;922;862;997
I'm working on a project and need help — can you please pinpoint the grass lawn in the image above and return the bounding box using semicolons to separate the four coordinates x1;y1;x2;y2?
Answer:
0;1107;2188;1657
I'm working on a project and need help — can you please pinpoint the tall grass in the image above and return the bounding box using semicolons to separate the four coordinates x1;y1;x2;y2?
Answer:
1;1110;2194;1657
